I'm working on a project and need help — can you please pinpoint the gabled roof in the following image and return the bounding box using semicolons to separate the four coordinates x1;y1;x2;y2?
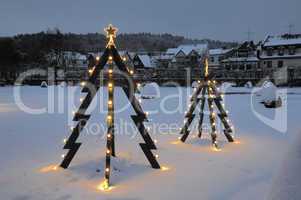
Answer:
137;55;154;68
262;34;301;47
166;44;208;56
209;48;232;55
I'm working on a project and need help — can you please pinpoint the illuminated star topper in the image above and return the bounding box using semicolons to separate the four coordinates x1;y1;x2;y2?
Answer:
105;24;118;47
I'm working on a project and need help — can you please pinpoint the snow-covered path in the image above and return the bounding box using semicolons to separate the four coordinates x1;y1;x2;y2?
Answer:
0;86;300;200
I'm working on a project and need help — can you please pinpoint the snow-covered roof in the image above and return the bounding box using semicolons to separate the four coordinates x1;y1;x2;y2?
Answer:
222;57;259;62
209;48;232;55
138;55;154;68
166;44;208;56
263;35;301;47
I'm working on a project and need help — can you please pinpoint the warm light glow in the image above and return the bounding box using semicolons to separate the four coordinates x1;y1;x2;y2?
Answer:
61;154;65;158
154;139;158;144
122;57;127;61
130;70;134;75
155;154;159;158
105;24;118;48
39;164;59;173
105;168;110;172
97;179;114;192
108;83;113;88
234;140;241;144
109;56;113;61
63;138;67;144
205;58;209;77
145;112;149;116
108;100;113;105
137;83;141;87
96;56;100;61
80;98;84;102
88;69;93;74
80;81;86;87
107;115;112;120
161;166;170;171
108;69;113;74
171;140;181;145
106;150;110;154
212;146;222;152
108;134;111;138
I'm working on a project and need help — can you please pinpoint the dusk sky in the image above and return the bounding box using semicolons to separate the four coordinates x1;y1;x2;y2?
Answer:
0;0;300;41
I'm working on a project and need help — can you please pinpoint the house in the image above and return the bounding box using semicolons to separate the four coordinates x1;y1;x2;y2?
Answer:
258;34;301;84
220;41;260;80
166;44;208;69
132;54;155;68
208;48;232;73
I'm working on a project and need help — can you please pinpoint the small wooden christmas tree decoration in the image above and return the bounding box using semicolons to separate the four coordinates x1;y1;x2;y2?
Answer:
60;24;160;189
179;57;235;150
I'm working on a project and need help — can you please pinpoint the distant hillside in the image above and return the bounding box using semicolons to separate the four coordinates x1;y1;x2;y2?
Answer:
0;30;239;66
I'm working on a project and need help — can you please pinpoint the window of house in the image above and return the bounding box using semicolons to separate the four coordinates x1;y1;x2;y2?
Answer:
246;64;252;70
289;47;296;55
267;48;273;56
267;61;272;68
278;60;283;68
278;47;284;56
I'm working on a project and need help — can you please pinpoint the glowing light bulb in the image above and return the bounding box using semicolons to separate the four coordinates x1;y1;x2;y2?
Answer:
80;81;86;87
108;83;113;88
109;56;113;61
154;139;158;144
155;154;159;158
63;139;67;144
80;98;84;102
130;70;134;75
96;56;100;61
108;100;113;105
107;115;112;120
106;150;110;154
122;57;127;61
108;69;113;74
105;168;110;172
61;154;65;158
107;134;111;138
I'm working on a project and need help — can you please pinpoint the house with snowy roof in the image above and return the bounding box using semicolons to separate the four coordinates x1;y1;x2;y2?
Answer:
209;48;232;72
258;34;301;84
166;44;208;69
220;41;261;79
133;54;155;69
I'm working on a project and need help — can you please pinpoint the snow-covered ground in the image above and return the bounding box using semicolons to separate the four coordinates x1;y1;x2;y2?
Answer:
0;86;300;200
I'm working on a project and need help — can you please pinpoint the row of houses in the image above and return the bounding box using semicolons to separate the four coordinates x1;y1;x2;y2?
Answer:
207;34;301;85
39;33;301;86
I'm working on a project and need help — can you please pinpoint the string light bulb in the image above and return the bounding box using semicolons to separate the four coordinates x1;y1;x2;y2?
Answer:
80;81;86;87
96;56;100;61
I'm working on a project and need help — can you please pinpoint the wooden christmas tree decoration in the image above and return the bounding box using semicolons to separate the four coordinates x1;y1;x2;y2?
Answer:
60;24;160;189
179;57;235;150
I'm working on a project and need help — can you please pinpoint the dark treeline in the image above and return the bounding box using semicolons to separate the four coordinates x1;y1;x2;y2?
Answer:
0;28;238;81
